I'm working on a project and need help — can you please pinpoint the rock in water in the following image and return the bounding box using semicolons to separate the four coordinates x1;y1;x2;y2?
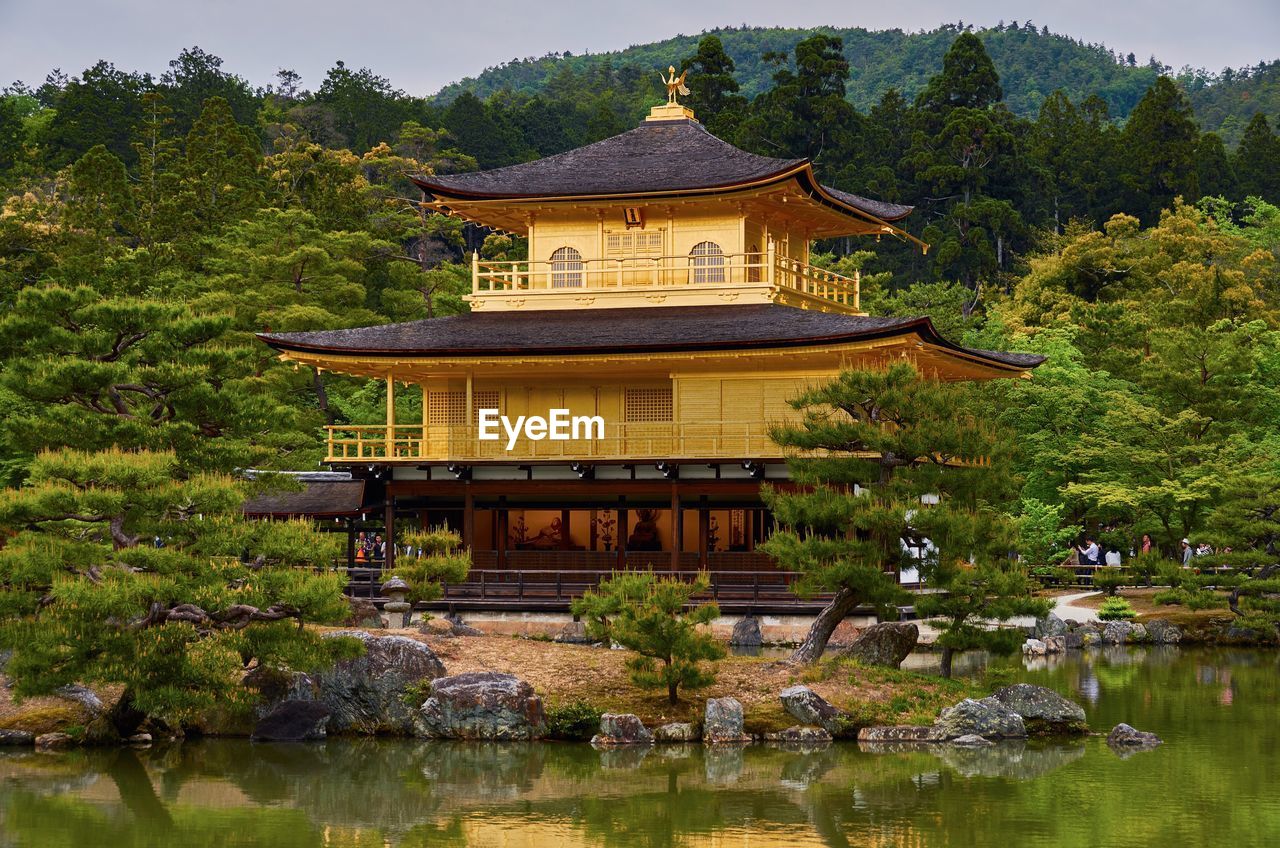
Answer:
779;685;849;735
1034;612;1068;639
316;631;446;735
1107;723;1163;748
1023;638;1048;656
1101;621;1133;644
730;616;763;647
654;722;699;742
0;730;35;746
842;622;918;668
949;733;995;747
703;697;750;744
1043;635;1068;654
985;684;1088;735
764;726;832;745
1145;619;1183;644
416;672;547;740
591;713;653;746
252;700;331;742
856;725;941;743
934;698;1026;740
34;732;74;751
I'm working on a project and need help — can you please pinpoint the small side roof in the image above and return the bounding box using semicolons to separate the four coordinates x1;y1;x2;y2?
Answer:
243;480;367;518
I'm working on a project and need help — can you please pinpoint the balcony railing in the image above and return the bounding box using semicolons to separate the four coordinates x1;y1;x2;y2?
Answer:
324;420;780;463
471;244;860;311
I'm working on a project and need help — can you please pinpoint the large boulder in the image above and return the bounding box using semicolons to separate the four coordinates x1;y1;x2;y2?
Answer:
842;622;918;668
730;616;763;648
703;697;750;744
315;631;446;735
252;699;331;742
344;597;384;628
1043;635;1068;654
1101;621;1133;644
553;620;594;644
591;713;653;746
1023;638;1048;656
1145;619;1183;644
985;684;1088;735
34;733;74;751
779;685;849;736
1107;722;1162;749
934;698;1026;740
764;725;832;746
416;672;547;740
1034;612;1068;639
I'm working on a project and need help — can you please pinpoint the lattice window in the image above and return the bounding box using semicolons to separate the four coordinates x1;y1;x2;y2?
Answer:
429;390;500;425
690;240;725;283
550;246;583;288
624;387;673;422
605;230;663;256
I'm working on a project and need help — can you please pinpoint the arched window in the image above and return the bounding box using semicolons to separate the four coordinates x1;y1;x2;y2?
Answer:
746;243;761;282
690;241;725;284
550;246;583;288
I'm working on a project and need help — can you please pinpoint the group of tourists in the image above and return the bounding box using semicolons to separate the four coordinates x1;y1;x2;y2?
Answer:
354;532;387;563
1070;533;1227;568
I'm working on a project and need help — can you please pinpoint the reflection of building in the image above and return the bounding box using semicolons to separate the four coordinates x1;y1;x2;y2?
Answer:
257;93;1043;612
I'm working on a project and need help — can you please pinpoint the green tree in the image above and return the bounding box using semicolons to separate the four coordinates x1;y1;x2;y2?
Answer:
679;35;747;136
1233;113;1280;202
915;32;1003;115
1119;77;1200;221
572;571;723;704
0;448;355;737
762;363;1007;663
177;96;263;235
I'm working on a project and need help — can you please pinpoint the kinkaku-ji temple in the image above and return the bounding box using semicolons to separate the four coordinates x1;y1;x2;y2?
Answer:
254;86;1044;621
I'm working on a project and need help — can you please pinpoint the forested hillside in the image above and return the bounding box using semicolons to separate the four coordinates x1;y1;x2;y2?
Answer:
0;30;1278;564
433;21;1276;139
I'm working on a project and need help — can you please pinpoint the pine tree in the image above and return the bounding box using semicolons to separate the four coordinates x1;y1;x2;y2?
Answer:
0;448;355;737
178;96;263;235
679;35;747;136
1194;132;1238;201
573;571;723;703
1233;113;1280;202
1119;77;1200;221
762;363;1008;663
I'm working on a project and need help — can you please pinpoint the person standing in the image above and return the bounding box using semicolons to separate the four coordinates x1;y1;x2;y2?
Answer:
1140;534;1153;556
1181;538;1194;567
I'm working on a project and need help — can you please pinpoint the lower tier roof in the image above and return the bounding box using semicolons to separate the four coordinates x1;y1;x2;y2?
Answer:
258;304;1043;370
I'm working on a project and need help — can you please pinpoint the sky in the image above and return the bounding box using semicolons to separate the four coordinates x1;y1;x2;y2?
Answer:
2;0;1279;96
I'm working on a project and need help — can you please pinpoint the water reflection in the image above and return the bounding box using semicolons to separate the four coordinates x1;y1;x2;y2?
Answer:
1;647;1277;848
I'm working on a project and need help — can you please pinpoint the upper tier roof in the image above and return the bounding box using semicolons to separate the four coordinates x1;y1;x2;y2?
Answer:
258;304;1043;371
411;119;912;223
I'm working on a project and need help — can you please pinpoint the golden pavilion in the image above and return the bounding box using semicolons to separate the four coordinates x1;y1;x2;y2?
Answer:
257;94;1043;614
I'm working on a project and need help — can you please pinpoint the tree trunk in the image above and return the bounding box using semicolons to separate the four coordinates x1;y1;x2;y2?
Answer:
668;681;678;704
940;646;955;679
789;586;860;664
103;687;147;740
312;369;336;426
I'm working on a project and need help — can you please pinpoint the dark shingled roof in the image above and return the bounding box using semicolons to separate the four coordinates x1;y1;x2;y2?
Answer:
259;304;1044;370
243;480;367;517
413;119;912;222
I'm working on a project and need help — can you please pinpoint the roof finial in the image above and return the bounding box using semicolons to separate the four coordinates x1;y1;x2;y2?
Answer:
661;65;690;105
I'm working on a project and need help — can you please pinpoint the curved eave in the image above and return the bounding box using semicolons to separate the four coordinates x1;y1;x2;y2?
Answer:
416;163;921;248
256;317;1039;373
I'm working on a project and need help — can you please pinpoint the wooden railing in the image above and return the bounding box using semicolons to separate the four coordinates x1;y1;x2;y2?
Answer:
324;419;779;462
471;245;859;311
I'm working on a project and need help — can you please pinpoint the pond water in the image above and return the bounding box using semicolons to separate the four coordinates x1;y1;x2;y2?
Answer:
1;647;1277;847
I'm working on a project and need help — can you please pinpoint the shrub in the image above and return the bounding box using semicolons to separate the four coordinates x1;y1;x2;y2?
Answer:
546;700;603;741
1097;597;1137;620
1091;568;1129;596
571;570;724;704
1154;586;1227;610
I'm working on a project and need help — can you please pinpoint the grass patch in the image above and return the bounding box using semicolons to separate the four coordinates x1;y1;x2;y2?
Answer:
0;704;84;734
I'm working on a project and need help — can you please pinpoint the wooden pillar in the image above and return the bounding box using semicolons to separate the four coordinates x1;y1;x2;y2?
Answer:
746;509;756;552
497;496;508;569
560;508;571;550
617;499;628;570
670;486;680;571
346;517;356;567
385;372;396;457
383;498;396;572
462;485;474;552
698;496;709;570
